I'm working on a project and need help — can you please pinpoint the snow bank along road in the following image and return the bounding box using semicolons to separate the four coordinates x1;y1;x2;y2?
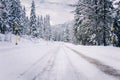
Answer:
0;41;120;80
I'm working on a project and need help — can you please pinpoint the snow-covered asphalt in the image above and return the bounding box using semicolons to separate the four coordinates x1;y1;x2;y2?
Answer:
0;41;120;80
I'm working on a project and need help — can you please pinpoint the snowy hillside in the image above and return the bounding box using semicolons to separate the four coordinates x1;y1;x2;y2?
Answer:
0;38;120;80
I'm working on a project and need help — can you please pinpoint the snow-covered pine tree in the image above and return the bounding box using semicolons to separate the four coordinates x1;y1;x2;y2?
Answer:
36;16;43;38
90;0;104;45
97;0;113;46
19;6;28;35
51;21;74;42
74;0;82;44
9;0;22;34
0;0;10;34
25;17;30;35
0;0;12;41
43;15;51;40
74;0;113;45
67;21;75;43
0;0;5;41
63;23;70;42
42;17;45;39
0;0;6;34
0;0;29;41
50;24;62;41
40;16;44;38
19;6;30;36
0;1;2;34
74;0;96;45
30;0;37;38
36;16;40;38
112;1;120;47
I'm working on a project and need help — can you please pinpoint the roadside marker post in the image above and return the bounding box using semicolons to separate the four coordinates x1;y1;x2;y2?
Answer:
14;22;19;45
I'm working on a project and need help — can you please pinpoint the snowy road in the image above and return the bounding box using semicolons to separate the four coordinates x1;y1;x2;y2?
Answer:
0;41;120;80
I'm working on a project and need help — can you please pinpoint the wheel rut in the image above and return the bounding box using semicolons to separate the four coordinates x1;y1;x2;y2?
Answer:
66;46;120;79
18;45;60;80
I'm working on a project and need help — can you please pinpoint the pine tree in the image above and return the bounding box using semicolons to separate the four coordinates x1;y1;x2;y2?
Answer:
74;0;83;44
0;0;12;41
63;24;70;42
112;1;120;47
20;7;29;35
43;15;51;40
8;0;22;34
74;0;96;45
30;0;37;38
0;0;29;41
0;0;5;34
40;16;44;38
0;0;9;34
36;16;43;38
97;0;113;46
74;0;113;45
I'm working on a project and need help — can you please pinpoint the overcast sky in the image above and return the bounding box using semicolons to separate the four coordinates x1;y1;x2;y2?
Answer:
20;0;77;25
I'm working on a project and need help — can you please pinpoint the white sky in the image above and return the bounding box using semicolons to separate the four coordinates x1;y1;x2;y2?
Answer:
20;0;77;25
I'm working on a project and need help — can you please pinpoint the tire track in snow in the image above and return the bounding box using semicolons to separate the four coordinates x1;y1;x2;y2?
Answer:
19;47;55;76
18;45;60;80
32;47;59;80
66;46;120;79
62;46;80;80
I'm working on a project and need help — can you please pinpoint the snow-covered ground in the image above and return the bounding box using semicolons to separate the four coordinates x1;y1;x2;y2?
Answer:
0;37;120;80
